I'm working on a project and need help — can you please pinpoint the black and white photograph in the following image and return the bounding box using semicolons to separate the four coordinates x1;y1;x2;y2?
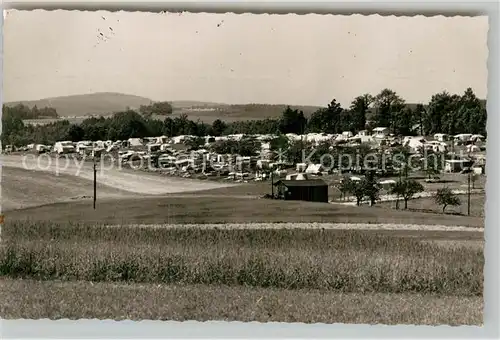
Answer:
0;10;487;326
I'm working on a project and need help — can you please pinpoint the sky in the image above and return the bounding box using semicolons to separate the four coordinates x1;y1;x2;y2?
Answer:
3;10;489;107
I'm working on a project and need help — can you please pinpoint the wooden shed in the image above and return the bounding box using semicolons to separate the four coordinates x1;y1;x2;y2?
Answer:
273;179;329;203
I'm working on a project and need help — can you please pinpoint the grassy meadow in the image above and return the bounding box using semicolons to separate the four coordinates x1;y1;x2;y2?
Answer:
378;194;485;217
0;221;483;324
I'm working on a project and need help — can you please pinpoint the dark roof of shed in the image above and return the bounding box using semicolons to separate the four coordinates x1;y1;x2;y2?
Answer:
273;179;328;187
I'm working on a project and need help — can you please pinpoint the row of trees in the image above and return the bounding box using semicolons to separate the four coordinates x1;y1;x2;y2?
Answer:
138;101;173;117
1;110;193;147
338;174;462;214
3;104;59;120
2;87;486;147
299;87;486;137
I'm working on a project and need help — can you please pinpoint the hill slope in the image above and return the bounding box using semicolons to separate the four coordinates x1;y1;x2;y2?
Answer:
4;93;323;122
4;92;154;117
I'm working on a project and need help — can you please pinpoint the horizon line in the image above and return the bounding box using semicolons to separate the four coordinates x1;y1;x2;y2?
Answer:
2;90;487;109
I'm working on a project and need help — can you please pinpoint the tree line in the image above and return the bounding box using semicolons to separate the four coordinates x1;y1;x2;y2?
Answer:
3;104;59;120
2;87;486;147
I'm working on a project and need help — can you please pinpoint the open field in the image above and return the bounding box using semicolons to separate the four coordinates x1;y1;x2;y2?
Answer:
0;167;137;211
0;278;482;325
5;194;484;227
0;222;483;324
1;155;236;196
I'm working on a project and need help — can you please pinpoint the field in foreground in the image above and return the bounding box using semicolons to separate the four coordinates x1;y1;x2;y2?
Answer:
0;278;482;325
0;222;483;324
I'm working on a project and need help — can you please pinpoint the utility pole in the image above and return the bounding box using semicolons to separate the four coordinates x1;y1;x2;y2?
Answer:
467;169;471;216
93;152;100;210
271;170;274;198
0;213;4;243
93;157;97;209
420;113;423;136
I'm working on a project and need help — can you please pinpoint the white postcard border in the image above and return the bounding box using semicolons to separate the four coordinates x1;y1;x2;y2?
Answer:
0;1;498;339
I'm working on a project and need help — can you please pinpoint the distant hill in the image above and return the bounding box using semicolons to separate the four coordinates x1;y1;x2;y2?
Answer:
4;93;323;123
6;92;485;124
4;92;155;117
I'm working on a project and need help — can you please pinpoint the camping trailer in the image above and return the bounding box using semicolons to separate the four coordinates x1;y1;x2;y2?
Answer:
54;141;75;154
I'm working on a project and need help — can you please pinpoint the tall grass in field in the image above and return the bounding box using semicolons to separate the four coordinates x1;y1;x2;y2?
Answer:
0;221;483;296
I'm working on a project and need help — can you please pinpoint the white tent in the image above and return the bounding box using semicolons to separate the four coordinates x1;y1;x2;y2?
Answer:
466;145;480;153
296;163;308;172
305;163;323;174
286;173;309;180
128;138;143;147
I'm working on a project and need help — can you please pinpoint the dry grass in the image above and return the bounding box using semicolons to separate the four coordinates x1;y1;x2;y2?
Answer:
0;222;484;324
1;222;484;296
0;278;483;325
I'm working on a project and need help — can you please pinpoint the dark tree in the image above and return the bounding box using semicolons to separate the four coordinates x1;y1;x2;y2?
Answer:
434;187;461;213
349;94;373;132
373;89;406;135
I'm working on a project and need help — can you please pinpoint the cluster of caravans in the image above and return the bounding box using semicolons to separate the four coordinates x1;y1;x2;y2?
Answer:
284;129;485;151
17;137;171;156
4;128;486;180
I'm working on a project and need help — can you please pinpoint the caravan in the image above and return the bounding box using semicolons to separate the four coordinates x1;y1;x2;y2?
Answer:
54;141;75;154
